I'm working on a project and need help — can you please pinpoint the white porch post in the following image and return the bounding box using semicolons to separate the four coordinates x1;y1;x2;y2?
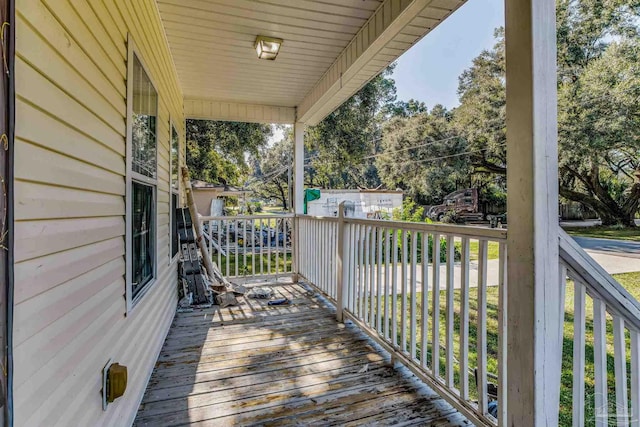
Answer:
292;122;305;282
294;122;305;214
505;0;562;425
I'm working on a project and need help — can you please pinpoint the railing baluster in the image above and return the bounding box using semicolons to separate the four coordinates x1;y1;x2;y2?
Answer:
323;220;327;292
593;296;608;427
286;218;290;274
300;220;304;279
317;220;321;287
432;232;441;377
233;219;241;277
251;219;256;278
268;218;272;275
377;227;383;334
370;226;376;328
392;229;399;349
498;241;507;425
401;230;408;353
275;219;284;277
460;237;470;400
242;219;247;278
313;220;317;283
384;228;391;341
421;232;429;370
613;315;629;424
364;226;370;322
446;234;455;388
410;230;418;361
347;224;357;313
314;220;318;283
332;221;336;296
217;220;222;275
358;224;365;319
631;329;640;427
572;279;586;427
477;239;488;416
332;222;337;297
224;220;231;276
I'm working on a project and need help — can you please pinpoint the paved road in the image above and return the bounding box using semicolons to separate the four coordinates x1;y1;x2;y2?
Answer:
574;236;640;258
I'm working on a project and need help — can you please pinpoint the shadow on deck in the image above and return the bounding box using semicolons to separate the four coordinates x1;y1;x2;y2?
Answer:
134;283;471;426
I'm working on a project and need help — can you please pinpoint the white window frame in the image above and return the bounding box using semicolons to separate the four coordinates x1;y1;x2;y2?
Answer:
169;119;181;265
125;35;159;313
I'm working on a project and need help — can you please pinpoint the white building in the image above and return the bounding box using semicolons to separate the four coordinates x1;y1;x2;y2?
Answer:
306;189;403;218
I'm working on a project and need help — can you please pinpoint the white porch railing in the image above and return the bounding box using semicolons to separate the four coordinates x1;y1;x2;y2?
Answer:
559;230;640;427
297;208;508;427
297;215;339;300
200;214;294;280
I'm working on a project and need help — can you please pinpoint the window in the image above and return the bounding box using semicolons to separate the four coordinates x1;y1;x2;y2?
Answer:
126;43;158;307
170;125;180;259
132;56;157;179
132;182;155;295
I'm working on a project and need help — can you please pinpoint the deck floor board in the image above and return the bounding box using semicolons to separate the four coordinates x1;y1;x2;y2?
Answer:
134;283;470;426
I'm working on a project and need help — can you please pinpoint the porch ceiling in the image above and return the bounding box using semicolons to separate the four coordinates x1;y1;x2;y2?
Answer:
158;0;465;124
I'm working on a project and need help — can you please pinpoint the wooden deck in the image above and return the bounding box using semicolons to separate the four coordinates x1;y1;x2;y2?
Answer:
134;283;471;426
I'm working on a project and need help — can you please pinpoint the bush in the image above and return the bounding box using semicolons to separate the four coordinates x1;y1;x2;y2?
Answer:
392;231;460;264
392;198;426;222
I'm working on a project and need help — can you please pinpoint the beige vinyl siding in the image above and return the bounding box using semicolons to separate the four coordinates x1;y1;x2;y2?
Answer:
14;0;183;425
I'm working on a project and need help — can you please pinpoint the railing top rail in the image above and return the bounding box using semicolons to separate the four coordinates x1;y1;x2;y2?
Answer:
559;229;640;331
297;214;340;223
298;214;507;241
200;214;295;221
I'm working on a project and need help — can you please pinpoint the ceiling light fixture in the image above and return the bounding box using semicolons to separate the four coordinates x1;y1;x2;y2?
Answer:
254;35;283;60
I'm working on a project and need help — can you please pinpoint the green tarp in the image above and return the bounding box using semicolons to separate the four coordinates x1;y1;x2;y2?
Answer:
303;189;321;214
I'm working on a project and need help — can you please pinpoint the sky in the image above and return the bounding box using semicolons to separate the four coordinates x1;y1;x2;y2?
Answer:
392;0;504;109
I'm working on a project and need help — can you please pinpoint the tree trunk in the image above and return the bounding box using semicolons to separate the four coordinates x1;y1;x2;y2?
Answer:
560;186;637;227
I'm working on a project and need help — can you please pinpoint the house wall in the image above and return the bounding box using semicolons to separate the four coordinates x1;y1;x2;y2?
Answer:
307;191;403;218
193;190;220;216
14;0;183;425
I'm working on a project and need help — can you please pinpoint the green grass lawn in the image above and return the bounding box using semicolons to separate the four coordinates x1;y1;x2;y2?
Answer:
468;240;500;261
214;252;292;277
356;271;639;425
564;226;640;242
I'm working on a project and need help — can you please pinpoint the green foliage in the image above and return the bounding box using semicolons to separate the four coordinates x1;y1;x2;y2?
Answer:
390;198;460;262
378;107;471;205
186;119;272;185
558;35;640;225
305;66;399;190
249;131;293;210
452;28;506;177
392;197;426;222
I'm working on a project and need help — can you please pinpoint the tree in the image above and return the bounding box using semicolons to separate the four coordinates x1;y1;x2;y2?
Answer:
450;1;640;225
249;133;293;210
305;66;399;189
555;0;640;225
558;39;640;225
452;29;506;176
377;106;471;205
186;119;272;185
